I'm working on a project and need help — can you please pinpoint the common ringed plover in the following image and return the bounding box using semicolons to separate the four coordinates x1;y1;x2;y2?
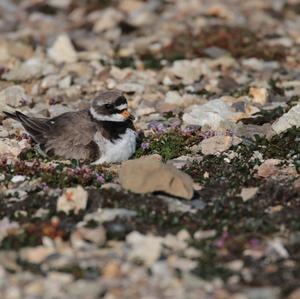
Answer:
4;90;137;164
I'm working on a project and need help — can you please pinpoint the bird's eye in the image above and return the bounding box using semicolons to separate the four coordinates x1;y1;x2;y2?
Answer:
104;104;113;109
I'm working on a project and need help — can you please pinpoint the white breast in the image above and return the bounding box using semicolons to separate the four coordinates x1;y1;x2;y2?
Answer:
92;128;137;164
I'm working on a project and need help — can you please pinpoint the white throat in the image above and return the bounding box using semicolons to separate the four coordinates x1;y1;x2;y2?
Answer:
90;107;126;122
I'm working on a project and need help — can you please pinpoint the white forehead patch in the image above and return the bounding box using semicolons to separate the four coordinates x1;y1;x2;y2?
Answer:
90;107;126;122
115;103;128;111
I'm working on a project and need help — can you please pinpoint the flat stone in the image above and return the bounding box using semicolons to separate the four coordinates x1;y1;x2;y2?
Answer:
0;85;30;115
240;187;258;202
126;231;162;266
249;87;268;105
2;58;44;81
119;155;194;199
272;104;300;134
200;135;242;155
19;246;55;264
57;186;88;215
0;138;27;160
257;159;281;178
48;34;77;64
183;99;243;129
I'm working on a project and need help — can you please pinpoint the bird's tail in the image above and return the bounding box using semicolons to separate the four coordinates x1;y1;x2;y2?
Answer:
3;111;47;143
3;111;19;121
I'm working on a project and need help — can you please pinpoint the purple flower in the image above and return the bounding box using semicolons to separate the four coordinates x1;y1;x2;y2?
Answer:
96;174;105;184
148;121;166;133
215;231;230;248
141;141;150;150
215;238;225;248
249;238;261;248
40;182;48;191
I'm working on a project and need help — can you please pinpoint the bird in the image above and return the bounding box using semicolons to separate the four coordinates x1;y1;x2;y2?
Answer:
4;90;137;164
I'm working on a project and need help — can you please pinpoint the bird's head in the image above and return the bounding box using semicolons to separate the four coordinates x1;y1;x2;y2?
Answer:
90;90;134;122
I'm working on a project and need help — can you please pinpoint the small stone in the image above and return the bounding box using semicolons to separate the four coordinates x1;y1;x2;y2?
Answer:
169;59;205;85
119;155;194;199
41;74;60;89
19;246;55;264
92;8;123;32
167;155;193;169
158;195;195;213
194;230;216;240
58;75;72;89
71;226;106;247
203;46;228;58
183;99;243;129
0;217;19;243
102;261;121;279
11;175;26;183
0;85;30;115
84;208;137;223
116;82;144;93
249;87;268;105
100;183;122;191
288;289;300;299
2;58;44;81
240;187;258;202
126;231;162;266
200;135;242;155
57;186;88;215
165;91;182;105
245;287;280;299
0;138;27;160
272;104;300;134
293;178;300;191
0;43;10;62
48;34;77;64
257;159;280;178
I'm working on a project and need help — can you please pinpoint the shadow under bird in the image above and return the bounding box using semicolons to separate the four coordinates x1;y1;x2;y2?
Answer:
4;90;137;164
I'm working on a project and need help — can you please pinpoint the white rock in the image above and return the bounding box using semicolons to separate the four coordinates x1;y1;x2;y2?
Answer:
200;135;242;155
0;85;30;115
165;91;182;105
126;231;162;266
71;226;106;248
0;138;27;160
49;0;71;8
92;8;123;32
41;74;60;89
272;104;300;134
57;186;88;215
2;58;44;81
84;208;137;224
116;82;144;93
267;238;289;259
11;175;26;183
0;43;10;62
20;246;55;264
58;75;72;89
240;187;258;202
183;99;242;129
242;58;279;71
0;217;19;243
169;59;207;85
48;34;77;64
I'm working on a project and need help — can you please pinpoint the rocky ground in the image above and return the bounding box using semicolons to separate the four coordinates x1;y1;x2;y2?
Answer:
0;0;300;298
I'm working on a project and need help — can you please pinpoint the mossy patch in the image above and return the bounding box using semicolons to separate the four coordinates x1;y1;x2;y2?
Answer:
135;129;202;161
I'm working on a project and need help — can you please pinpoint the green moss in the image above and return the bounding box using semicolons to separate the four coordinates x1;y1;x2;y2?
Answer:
135;130;194;161
114;56;136;69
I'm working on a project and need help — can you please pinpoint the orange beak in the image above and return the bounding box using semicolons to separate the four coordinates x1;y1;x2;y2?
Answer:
121;110;135;120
